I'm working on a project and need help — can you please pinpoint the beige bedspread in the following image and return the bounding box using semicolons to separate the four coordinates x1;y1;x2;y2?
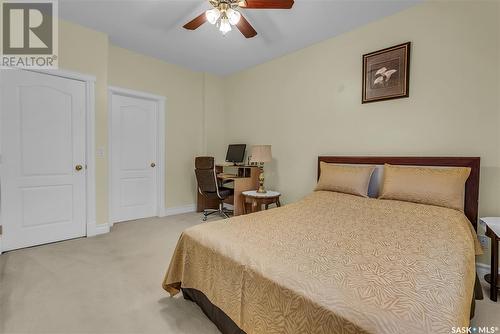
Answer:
163;191;481;334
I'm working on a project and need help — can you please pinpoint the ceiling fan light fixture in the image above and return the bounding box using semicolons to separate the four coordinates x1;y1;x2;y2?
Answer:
205;8;220;24
227;8;241;25
219;17;232;34
185;0;295;38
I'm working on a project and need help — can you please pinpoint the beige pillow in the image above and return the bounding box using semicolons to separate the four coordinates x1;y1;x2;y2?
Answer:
315;162;375;197
379;164;471;211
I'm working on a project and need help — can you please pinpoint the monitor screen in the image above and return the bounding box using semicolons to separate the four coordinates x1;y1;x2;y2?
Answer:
225;144;246;163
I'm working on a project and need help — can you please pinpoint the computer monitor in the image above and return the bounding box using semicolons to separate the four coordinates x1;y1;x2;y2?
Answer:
225;144;246;164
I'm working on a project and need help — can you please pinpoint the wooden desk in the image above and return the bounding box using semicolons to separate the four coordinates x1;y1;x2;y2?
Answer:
197;165;259;216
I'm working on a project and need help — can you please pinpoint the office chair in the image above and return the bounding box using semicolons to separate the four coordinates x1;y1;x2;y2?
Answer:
195;157;234;221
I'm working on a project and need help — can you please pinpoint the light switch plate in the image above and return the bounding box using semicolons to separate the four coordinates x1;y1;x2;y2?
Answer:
96;147;105;158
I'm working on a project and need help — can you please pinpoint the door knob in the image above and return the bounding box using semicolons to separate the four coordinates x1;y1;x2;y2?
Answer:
150;162;156;168
75;164;83;171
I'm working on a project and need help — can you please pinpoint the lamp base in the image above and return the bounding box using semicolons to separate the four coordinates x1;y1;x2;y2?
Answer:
257;167;266;193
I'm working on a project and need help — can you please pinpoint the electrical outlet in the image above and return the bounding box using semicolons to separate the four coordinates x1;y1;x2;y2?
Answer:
478;235;489;250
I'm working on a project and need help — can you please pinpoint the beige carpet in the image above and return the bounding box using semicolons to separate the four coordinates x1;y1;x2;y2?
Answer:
0;212;499;334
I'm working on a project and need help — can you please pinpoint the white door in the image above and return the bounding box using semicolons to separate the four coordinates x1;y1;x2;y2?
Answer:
110;93;158;223
1;70;87;251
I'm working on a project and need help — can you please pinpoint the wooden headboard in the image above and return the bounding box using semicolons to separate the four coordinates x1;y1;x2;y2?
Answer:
317;156;481;229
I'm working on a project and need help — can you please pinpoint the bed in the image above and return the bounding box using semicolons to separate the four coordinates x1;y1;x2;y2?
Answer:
163;156;482;334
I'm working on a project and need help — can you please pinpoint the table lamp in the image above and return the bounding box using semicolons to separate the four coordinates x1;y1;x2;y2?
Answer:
250;145;272;193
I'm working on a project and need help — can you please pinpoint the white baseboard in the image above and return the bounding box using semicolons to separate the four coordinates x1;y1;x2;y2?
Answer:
165;204;196;216
95;223;110;235
87;222;110;237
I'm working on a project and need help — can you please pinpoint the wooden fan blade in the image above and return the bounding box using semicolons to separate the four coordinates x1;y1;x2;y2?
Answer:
236;15;257;38
240;0;294;9
183;12;207;30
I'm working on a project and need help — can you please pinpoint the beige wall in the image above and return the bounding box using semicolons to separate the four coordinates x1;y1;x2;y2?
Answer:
203;73;227;160
213;1;500;264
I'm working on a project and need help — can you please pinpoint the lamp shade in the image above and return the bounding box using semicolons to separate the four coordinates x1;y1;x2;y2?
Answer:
250;145;272;163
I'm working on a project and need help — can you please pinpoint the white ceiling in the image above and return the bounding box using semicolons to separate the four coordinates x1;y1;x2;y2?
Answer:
59;0;420;76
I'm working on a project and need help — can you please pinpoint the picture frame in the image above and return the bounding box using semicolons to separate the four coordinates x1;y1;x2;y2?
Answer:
362;42;411;103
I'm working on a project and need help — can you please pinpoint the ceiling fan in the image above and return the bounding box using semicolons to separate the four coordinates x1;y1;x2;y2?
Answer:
183;0;295;38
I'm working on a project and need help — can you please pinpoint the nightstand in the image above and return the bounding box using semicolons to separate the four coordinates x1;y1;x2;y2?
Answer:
481;217;500;302
242;190;281;214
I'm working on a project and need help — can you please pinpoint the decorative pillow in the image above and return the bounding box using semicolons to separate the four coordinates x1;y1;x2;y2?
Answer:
315;162;375;197
378;164;471;211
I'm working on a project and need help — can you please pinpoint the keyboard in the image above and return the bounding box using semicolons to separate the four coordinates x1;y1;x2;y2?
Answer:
218;173;238;178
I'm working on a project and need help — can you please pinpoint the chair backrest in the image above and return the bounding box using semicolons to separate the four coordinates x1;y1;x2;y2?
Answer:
195;157;218;194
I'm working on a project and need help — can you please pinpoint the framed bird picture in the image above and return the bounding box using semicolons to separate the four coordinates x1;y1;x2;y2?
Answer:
362;42;411;103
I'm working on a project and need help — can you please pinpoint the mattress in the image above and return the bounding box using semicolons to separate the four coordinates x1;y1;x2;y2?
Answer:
163;191;481;334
